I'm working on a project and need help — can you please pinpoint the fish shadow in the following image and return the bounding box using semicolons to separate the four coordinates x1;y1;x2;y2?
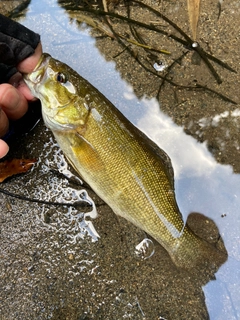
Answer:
119;211;227;283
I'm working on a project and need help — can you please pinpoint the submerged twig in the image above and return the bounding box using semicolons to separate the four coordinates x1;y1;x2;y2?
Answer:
62;3;236;103
156;51;189;99
65;4;236;75
132;0;235;83
203;50;236;73
64;5;186;45
113;27;236;104
118;33;170;54
113;45;130;58
134;0;235;73
68;10;170;54
131;44;236;104
193;84;237;104
67;10;115;38
217;0;222;20
0;187;92;208
7;0;31;19
191;44;222;84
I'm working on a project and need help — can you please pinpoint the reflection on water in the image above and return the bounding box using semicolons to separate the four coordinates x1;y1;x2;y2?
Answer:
1;0;240;319
194;109;240;172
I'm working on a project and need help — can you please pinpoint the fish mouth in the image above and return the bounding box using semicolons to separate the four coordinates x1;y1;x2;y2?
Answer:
33;52;50;72
23;53;51;86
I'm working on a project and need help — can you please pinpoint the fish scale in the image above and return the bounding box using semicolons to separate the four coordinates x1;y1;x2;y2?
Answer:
24;53;227;270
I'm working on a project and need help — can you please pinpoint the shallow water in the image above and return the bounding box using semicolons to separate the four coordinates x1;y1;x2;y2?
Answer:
1;0;240;319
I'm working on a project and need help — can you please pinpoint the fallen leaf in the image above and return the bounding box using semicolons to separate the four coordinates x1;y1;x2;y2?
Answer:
0;159;37;183
187;0;201;40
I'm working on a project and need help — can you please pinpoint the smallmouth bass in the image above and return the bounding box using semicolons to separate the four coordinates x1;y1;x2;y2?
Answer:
24;53;226;269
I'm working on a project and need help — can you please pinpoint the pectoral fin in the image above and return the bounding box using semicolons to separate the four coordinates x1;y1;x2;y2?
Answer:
69;131;105;173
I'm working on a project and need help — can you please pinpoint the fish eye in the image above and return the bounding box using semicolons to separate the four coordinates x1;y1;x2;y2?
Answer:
56;72;67;83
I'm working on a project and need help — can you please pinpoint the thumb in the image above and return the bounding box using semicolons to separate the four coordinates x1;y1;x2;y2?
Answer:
0;139;9;158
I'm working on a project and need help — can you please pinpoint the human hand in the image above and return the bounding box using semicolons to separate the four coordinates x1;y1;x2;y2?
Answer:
0;42;42;158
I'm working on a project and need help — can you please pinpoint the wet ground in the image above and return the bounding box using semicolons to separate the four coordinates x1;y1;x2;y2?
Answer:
0;0;240;319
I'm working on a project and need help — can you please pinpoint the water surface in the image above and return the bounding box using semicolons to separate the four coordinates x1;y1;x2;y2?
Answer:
1;0;240;319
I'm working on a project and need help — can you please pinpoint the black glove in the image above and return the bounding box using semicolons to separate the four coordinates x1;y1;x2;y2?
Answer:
0;13;40;83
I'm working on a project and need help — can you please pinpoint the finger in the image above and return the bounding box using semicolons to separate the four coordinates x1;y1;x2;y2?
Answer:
0;107;9;137
0;84;28;120
17;42;43;73
0;139;9;158
9;73;36;101
17;80;37;101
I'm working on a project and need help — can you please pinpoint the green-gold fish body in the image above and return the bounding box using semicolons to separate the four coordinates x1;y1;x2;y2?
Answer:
24;53;226;269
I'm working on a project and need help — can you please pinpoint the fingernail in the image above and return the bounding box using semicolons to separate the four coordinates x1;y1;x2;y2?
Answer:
0;139;9;158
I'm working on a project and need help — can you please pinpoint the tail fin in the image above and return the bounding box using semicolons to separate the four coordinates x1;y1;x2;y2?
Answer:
170;213;227;275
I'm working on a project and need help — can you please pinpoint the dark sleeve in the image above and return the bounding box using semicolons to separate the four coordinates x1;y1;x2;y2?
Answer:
0;64;17;84
0;13;40;83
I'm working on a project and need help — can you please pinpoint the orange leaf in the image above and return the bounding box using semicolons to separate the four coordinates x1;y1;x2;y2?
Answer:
187;0;201;40
0;159;37;183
